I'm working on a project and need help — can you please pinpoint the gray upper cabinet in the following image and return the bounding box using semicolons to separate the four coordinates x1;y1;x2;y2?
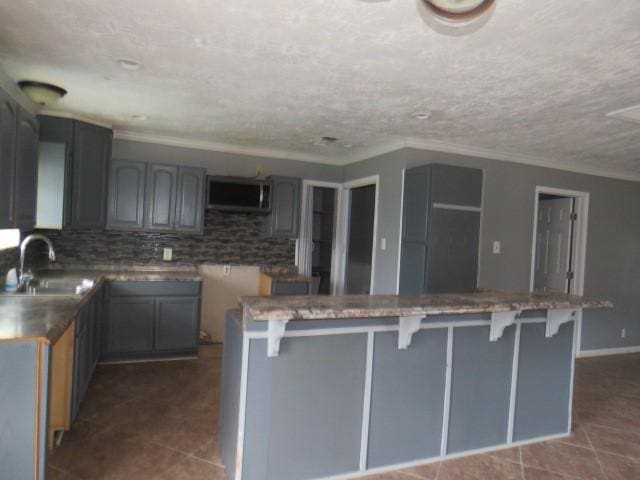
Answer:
399;164;483;295
107;160;205;234
13;107;39;230
175;167;205;234
70;121;112;228
266;176;301;239
36;116;113;230
145;164;177;230
107;159;147;230
0;90;17;228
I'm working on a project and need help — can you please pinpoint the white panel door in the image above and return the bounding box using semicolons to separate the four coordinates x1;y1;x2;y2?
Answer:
534;197;574;293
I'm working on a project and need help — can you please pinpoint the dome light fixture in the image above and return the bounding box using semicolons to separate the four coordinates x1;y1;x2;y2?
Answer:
418;0;496;35
422;0;495;22
18;80;67;106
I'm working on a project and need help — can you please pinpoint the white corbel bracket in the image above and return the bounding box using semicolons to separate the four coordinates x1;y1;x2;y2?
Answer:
267;319;289;357
490;311;521;342
546;309;578;338
398;315;424;349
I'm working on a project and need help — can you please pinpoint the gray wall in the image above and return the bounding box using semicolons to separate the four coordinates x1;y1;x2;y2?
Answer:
344;148;640;351
112;139;344;183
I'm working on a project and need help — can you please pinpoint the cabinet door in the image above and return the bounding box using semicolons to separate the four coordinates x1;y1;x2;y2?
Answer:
13;107;39;229
0;90;17;228
426;208;480;294
70;121;111;228
175;167;205;234
105;297;155;354
154;296;199;352
71;315;87;421
267;176;301;238
399;166;430;295
145;164;177;230
271;282;309;296
107;159;147;230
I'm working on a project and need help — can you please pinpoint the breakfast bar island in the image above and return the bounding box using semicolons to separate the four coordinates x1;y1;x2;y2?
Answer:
220;292;610;480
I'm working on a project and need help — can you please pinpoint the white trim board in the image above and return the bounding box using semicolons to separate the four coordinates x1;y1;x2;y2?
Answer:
337;175;380;295
578;346;640;358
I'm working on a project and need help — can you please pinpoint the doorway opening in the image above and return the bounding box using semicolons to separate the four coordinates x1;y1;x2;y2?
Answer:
298;181;340;294
529;186;589;348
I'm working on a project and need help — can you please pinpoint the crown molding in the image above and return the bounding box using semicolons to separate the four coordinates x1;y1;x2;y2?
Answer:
113;130;344;166
400;137;640;182
38;109;113;130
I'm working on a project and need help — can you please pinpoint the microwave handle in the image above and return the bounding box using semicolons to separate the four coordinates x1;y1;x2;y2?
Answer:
259;184;264;207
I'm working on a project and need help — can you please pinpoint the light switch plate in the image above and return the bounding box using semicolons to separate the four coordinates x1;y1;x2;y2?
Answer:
163;248;173;261
492;241;501;254
380;238;386;251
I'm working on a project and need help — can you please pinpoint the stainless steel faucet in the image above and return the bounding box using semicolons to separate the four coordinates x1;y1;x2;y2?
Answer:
18;234;56;290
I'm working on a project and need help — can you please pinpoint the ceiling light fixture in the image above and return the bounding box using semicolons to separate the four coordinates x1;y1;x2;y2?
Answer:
117;58;142;71
422;0;495;21
314;136;338;147
17;80;67;106
417;0;496;35
412;111;432;120
131;114;148;121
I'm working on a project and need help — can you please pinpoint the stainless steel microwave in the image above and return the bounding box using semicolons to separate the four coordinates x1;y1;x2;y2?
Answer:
207;176;271;213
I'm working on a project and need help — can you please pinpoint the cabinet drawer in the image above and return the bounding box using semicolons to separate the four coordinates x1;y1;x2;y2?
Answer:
271;281;309;296
109;281;201;297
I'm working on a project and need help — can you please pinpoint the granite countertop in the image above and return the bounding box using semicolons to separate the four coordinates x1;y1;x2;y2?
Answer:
0;266;203;344
239;291;613;323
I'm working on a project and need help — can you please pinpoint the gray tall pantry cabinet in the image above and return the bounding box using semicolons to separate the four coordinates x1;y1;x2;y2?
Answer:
399;164;482;294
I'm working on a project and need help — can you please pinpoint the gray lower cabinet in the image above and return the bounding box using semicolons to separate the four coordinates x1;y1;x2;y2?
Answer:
107;159;147;229
145;164;178;230
266;176;301;238
102;281;202;360
70;121;112;228
154;296;200;351
0;89;17;228
271;281;309;295
105;296;155;354
71;288;102;421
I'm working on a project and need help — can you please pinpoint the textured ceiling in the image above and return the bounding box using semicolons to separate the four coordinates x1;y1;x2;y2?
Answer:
0;0;639;176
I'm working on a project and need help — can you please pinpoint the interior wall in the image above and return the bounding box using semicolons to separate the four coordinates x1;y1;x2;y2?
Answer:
343;148;640;352
199;265;260;341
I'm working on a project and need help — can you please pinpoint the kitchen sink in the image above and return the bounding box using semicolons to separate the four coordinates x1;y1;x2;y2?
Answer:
2;278;95;296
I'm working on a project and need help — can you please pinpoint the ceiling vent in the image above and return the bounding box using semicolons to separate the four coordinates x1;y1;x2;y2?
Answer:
607;105;640;125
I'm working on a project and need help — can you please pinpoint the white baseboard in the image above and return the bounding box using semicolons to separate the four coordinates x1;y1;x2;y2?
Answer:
578;345;640;358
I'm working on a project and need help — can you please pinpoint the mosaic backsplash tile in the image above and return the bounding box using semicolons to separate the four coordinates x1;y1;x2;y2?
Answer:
0;247;18;285
29;209;295;268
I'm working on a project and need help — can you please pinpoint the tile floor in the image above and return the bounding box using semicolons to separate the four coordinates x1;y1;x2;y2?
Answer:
48;348;640;480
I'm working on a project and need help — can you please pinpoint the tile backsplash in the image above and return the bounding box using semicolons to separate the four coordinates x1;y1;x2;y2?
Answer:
30;209;295;268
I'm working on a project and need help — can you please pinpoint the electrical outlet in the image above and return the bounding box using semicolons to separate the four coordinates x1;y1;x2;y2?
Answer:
492;241;501;254
163;248;173;261
223;265;231;276
621;328;626;338
380;238;386;251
